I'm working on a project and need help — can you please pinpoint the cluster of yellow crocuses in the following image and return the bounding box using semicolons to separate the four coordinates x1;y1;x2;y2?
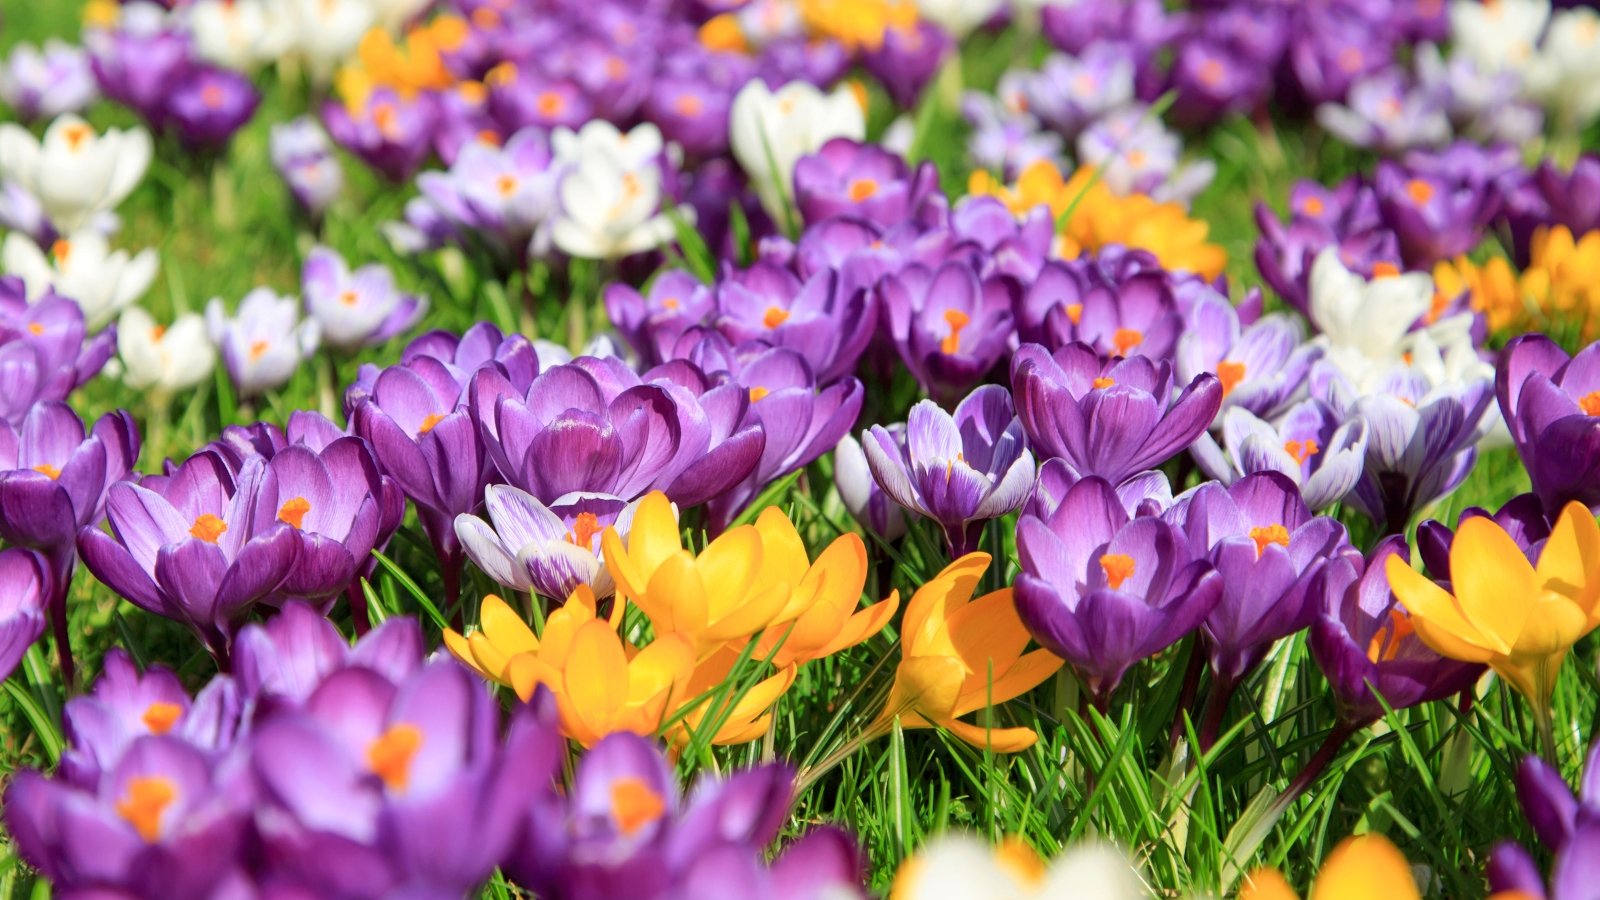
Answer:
447;492;1060;751
1434;224;1600;337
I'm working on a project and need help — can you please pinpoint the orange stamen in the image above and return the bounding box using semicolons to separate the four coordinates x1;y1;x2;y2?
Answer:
142;702;182;734
940;309;971;355
609;777;666;836
419;412;445;434
1216;360;1246;397
1111;328;1143;357
762;306;790;328
190;514;227;543
566;512;602;549
1249;524;1291;556
277;497;311;529
1581;391;1600;417
31;464;60;479
1405;179;1434;205
1366;608;1416;663
1284;439;1320;465
367;723;423;792
1092;376;1115;389
116;777;176;842
1099;554;1136;590
848;178;879;202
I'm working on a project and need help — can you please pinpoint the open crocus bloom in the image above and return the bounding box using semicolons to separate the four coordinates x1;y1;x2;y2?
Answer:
1240;832;1421;900
869;553;1062;752
0;115;151;232
1386;501;1600;707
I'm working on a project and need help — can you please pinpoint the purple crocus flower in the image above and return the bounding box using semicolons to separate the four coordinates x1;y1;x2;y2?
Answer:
1176;292;1318;422
707;347;863;529
644;74;736;161
231;599;422;709
1170;36;1270;127
862;20;951;111
834;431;909;542
1284;8;1393;107
1019;262;1183;363
0;282;117;425
1505;155;1600;267
1308;536;1485;728
1020;46;1136;143
488;71;594;135
0;548;47;685
792;139;939;230
456;485;643;602
1192;401;1368;513
1076;106;1216;205
84;5;192;127
270;116;343;221
961;91;1066;183
1496;334;1600;517
877;261;1016;402
506;729;866;900
1487;740;1600;900
1010;342;1223;486
1316;70;1451;156
4;734;253;895
1015;474;1223;706
1372;159;1500;269
861;385;1035;557
248;659;552;898
1040;0;1178;97
605;270;716;369
0;40;98;122
713;265;875;385
1330;368;1491;535
322;88;437;182
205;287;320;398
164;64;260;151
77;450;300;662
302;245;426;351
1168;473;1356;707
1254;177;1402;317
57;648;240;789
414;127;560;256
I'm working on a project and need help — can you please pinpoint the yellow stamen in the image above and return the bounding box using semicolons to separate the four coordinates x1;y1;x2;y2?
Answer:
366;723;423;792
566;512;602;549
116;777;176;842
1216;360;1246;397
31;464;60;479
1065;303;1083;325
609;777;666;836
1249;524;1291;556
940;309;971;355
1092;376;1115;389
1111;328;1143;357
762;306;790;328
142;702;182;734
1284;439;1320;465
27;322;44;335
190;514;227;543
1366;608;1416;663
1581;391;1600;417
848;178;879;202
419;412;445;434
277;497;311;529
1099;554;1136;590
749;386;769;402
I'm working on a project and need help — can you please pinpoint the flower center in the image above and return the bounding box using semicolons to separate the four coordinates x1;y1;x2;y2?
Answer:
200;84;225;109
848;178;879;202
150;324;167;342
609;776;665;836
940;309;971;355
367;723;423;792
190;514;228;543
662;297;680;311
142;702;183;734
496;174;518;197
1366;608;1416;663
116;776;177;843
372;102;399;138
1405;179;1434;205
1371;261;1400;279
1284;438;1320;465
749;386;769;402
339;289;360;307
458;80;487;104
1300;196;1325;216
1126;149;1147;168
277;496;311;529
1249;524;1291;556
27;322;44;335
762;306;790;328
605;57;627;79
51;239;71;264
1198;58;1224;88
673;93;703;116
1111;328;1143;357
1099;553;1136;590
31;464;60;479
1216;360;1246;397
248;339;271;361
1092;376;1115;389
419;412;445;434
1065;302;1082;325
1581;391;1600;417
565;511;602;549
536;90;565;116
1337;47;1363;72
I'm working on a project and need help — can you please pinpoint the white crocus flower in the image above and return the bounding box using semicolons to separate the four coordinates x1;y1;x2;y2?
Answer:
1523;8;1600;131
1307;249;1440;378
0;114;151;232
116;307;216;395
730;80;865;224
551;120;666;173
364;0;434;32
189;0;294;71
2;230;158;330
1447;0;1550;74
287;0;375;79
550;154;678;261
205;287;320;398
915;0;1006;37
891;835;1149;899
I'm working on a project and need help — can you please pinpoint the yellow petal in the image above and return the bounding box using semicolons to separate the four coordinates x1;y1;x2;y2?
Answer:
1450;517;1537;650
628;633;696;708
506;653;557;703
941;718;1039;753
563;619;630;740
540;599;594;668
704;583;791;649
479;594;539;658
945;587;1031;677
754;506;810;597
697;525;764;623
881;655;966;724
904;553;991;657
442;628;490;679
603;526;647;601
628;491;683;577
1494;651;1567;707
785;532;867;625
466;631;512;681
1307;834;1419;900
1536;502;1600;623
953;647;1063;717
813;590;900;658
1384;555;1499;661
643;551;711;637
1239;868;1299;900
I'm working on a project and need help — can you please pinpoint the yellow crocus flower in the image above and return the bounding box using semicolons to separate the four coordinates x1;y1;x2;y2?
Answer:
868;553;1062;752
968;161;1228;281
670;643;798;747
1385;501;1600;708
603;493;791;659
1433;254;1521;332
1240;833;1420;900
798;0;918;51
444;590;696;748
